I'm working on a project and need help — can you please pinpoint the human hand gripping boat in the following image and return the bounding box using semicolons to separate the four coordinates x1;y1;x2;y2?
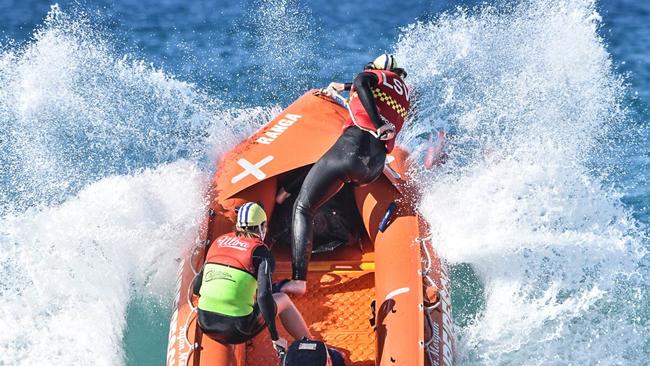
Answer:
166;88;456;366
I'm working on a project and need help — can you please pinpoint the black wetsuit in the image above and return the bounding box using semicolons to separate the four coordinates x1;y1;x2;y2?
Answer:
291;72;386;280
193;246;279;344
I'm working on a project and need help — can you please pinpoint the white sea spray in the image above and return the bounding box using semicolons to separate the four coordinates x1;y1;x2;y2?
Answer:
396;0;648;364
0;5;278;365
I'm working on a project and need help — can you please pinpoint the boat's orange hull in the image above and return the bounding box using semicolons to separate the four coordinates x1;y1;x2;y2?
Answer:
166;91;454;366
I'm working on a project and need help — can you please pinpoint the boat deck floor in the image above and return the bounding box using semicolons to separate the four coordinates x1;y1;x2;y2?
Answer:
246;244;376;365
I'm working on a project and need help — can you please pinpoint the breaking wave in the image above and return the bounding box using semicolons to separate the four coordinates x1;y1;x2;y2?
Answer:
0;5;277;365
397;1;649;364
1;1;648;365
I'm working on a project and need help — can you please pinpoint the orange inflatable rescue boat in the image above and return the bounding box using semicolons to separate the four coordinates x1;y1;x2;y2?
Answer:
166;90;455;366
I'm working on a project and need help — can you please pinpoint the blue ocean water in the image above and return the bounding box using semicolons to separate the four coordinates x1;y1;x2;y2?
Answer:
0;0;648;365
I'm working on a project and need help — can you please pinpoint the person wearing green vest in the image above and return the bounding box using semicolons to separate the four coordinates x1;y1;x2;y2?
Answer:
193;202;312;353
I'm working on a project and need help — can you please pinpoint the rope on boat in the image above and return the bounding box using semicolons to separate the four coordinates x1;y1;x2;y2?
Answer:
189;240;208;276
423;313;438;366
182;308;198;364
183;303;199;366
187;269;200;312
181;243;204;366
182;209;215;366
418;235;443;364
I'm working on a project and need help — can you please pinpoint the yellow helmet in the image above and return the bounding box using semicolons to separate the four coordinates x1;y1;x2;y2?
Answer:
365;54;406;78
236;202;267;229
370;53;398;71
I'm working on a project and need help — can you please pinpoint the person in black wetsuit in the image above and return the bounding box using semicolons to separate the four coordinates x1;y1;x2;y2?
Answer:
192;202;312;353
281;54;411;295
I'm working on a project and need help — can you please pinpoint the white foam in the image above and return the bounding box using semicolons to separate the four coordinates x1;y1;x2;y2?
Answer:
396;0;648;364
0;161;207;365
0;5;230;211
1;0;648;364
0;5;279;365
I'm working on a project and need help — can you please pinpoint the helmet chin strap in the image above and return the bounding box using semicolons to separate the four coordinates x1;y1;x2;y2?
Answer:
258;223;267;241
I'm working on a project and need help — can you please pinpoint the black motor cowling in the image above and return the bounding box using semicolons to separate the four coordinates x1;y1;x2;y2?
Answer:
281;338;345;366
282;338;329;366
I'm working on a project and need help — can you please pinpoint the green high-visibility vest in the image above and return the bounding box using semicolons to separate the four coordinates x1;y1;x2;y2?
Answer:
198;263;257;316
